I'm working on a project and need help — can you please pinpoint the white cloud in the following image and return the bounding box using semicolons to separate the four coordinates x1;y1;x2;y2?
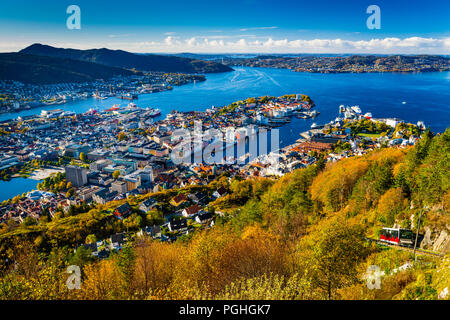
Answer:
121;36;450;54
4;36;449;54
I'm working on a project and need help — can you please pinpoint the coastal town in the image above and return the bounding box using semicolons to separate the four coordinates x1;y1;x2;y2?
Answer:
222;55;450;73
0;72;205;114
0;93;427;256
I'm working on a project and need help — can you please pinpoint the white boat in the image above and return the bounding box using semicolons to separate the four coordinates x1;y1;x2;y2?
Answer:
311;122;325;129
402;101;407;104
148;108;161;117
351;105;362;114
364;112;372;119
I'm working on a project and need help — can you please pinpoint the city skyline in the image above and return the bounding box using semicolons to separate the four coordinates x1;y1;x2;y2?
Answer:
0;0;449;54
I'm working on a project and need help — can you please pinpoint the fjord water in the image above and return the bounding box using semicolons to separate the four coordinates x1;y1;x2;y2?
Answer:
3;67;449;136
1;67;449;201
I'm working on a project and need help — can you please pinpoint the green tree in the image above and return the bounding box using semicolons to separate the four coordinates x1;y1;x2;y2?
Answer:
22;216;37;226
298;217;372;300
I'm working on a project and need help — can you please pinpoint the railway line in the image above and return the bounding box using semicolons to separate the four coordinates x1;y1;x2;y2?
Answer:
365;237;444;258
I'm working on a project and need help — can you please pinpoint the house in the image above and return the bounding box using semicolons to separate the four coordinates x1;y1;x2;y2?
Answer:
113;203;132;219
93;188;118;205
213;186;227;198
182;204;201;217
170;194;188;207
196;212;213;224
297;141;333;153
110;233;126;250
188;192;207;204
137;225;162;238
139;197;157;213
168;218;188;232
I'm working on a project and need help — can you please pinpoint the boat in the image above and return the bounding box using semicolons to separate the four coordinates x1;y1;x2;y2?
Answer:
304;110;320;117
350;105;362;114
148;108;161;117
118;93;138;100
268;117;289;126
364;112;372;119
105;104;120;112
310;122;325;129
402;101;407;104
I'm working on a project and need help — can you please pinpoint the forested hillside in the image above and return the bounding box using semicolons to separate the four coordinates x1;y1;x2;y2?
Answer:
0;53;139;84
0;129;448;300
20;44;233;74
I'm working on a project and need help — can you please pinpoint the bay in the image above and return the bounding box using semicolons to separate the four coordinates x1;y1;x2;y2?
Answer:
0;177;41;202
1;67;448;135
1;67;449;200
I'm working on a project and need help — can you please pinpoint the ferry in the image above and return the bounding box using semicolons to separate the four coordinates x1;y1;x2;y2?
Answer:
148;108;161;117
105;104;121;112
311;122;325;129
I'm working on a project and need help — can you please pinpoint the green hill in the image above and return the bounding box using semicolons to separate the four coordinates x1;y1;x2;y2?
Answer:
0;52;139;84
20;43;233;74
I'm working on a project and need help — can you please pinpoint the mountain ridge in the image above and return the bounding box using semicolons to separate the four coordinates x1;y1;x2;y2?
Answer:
20;43;233;74
0;52;140;84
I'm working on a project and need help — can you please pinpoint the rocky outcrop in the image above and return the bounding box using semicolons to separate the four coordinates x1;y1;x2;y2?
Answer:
420;227;450;254
433;230;450;253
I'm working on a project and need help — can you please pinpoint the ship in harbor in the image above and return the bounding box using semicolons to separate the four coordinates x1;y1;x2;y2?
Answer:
118;93;138;100
350;105;362;114
295;110;320;119
105;104;121;112
310;122;325;129
147;108;161;117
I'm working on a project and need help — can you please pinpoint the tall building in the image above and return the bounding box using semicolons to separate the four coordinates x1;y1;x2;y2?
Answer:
65;165;88;187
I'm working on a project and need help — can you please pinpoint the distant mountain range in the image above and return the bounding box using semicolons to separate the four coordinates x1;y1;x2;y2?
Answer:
0;52;139;84
0;44;233;84
20;44;233;74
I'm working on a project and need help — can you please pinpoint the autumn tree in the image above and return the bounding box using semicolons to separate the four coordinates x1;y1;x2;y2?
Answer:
112;170;120;180
297;217;373;300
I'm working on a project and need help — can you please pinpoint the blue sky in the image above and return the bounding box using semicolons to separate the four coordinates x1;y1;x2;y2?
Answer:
0;0;449;53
